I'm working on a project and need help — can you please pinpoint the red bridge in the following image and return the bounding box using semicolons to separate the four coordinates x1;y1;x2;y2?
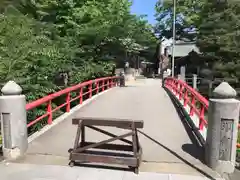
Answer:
0;76;239;180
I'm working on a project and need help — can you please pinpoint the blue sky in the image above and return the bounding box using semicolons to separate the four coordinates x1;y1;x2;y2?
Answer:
130;0;158;25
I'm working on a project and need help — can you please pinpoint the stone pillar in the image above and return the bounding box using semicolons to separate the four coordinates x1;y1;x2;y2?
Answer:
205;82;240;174
119;72;125;87
193;74;197;90
162;72;168;87
180;66;186;81
177;74;181;80
0;81;28;160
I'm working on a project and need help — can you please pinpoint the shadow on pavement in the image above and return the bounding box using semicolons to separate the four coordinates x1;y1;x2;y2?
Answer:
163;87;205;161
138;130;217;180
182;143;204;163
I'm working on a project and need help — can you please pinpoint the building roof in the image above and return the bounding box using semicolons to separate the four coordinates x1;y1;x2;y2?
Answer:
169;42;200;57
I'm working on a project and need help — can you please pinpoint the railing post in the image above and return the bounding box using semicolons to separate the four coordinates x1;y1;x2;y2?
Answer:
79;87;83;104
96;81;99;94
102;80;105;91
0;81;28;160
205;82;240;174
189;97;195;116
47;101;52;124
193;74;197;90
179;84;185;101
110;78;113;88
89;81;92;98
109;79;111;88
66;92;71;112
175;81;179;96
107;79;110;89
199;106;205;130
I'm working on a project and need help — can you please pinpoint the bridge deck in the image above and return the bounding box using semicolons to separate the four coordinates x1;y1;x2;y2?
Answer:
17;79;220;178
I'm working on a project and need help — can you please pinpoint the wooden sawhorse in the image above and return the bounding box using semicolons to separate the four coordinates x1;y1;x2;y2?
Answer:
68;117;144;173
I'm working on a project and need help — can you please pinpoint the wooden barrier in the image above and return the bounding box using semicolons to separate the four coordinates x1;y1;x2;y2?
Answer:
68;117;144;174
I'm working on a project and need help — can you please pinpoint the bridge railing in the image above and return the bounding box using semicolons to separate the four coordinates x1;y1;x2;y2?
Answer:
164;77;240;152
26;76;120;133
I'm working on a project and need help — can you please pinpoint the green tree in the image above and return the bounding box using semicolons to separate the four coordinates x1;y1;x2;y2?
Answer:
0;0;157;98
155;0;205;40
197;1;240;85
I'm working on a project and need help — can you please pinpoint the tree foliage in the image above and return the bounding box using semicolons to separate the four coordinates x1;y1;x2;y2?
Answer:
155;0;205;40
155;0;240;85
197;1;240;84
0;0;157;101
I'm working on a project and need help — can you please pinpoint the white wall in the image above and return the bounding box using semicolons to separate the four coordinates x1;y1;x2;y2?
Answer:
161;38;172;54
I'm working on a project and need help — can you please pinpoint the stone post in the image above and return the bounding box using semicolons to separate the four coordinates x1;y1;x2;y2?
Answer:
205;82;240;174
192;74;197;90
0;81;28;160
119;72;125;87
180;66;186;81
162;72;168;87
177;74;181;80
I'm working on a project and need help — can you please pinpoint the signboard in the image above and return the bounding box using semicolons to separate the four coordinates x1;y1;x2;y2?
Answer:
219;118;234;161
2;113;11;148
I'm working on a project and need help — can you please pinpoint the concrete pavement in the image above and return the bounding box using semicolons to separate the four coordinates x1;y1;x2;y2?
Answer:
0;162;224;180
12;79;223;179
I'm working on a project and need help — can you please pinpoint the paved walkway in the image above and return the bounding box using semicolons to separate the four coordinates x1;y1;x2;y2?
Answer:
13;79;222;179
0;163;224;180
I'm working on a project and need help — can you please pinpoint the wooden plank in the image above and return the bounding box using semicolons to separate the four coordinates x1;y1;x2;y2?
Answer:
131;123;138;157
72;117;144;129
138;146;143;164
81;125;85;144
73;120;82;150
135;128;140;151
82;142;133;152
70;152;137;167
87;125;132;144
74;132;133;153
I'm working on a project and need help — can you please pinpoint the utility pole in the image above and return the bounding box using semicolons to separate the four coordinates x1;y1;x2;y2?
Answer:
171;0;176;77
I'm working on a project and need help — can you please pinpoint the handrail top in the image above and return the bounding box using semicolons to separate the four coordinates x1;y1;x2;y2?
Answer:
165;77;209;108
73;117;144;129
26;76;118;110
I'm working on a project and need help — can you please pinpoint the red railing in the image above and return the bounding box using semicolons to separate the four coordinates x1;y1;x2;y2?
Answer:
164;77;240;150
26;76;119;128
